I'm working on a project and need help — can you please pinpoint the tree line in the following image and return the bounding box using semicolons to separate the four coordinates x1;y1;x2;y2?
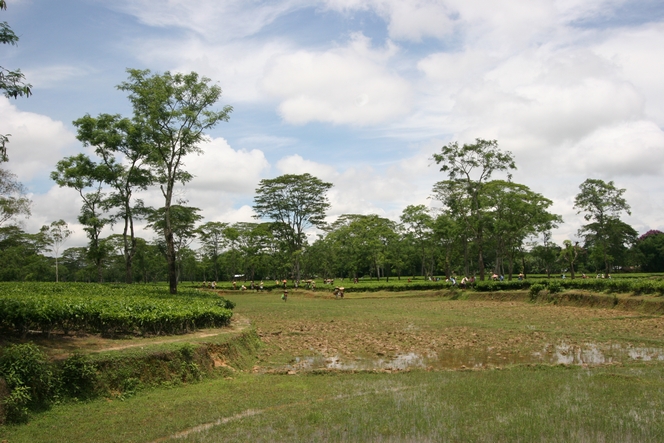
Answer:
1;64;663;290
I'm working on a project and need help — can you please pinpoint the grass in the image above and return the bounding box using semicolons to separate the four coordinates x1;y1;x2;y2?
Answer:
3;365;664;442
3;288;664;442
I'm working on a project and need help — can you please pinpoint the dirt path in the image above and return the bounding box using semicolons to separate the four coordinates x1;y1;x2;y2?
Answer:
98;315;251;352
28;315;252;359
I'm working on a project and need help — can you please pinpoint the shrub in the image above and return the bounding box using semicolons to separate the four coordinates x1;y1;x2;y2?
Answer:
3;385;31;423
0;343;55;423
529;284;546;299
548;282;562;294
60;353;98;400
0;283;235;337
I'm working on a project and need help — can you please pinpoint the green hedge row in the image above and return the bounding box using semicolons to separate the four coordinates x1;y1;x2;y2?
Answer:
0;283;235;336
298;278;664;296
474;278;664;295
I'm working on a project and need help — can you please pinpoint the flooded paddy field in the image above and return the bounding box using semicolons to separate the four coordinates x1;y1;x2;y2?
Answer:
228;290;664;372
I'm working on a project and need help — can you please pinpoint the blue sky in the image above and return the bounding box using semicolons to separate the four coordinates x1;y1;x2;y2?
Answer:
2;0;664;247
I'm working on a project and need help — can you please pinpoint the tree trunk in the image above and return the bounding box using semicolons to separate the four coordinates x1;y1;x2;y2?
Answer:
478;246;485;281
165;229;177;294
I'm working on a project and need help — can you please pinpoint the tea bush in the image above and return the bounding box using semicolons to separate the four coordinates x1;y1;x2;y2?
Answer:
0;283;234;337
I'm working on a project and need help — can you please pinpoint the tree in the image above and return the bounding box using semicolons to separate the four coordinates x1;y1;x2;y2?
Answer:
118;69;232;294
0;226;51;281
73;113;152;283
400;205;435;278
529;231;560;278
323;214;397;280
635;230;664;272
196;221;228;281
483;181;561;279
559;240;584;279
432;139;516;280
574;179;631;275
253;173;333;281
1;0;32;162
52;154;110;282
0;167;30;225
146;204;202;284
41;220;72;282
432;212;462;279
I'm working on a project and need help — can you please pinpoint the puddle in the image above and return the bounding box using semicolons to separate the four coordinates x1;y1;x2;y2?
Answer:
287;343;664;372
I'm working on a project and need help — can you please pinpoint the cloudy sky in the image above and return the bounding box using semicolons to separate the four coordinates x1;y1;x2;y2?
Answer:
2;0;664;248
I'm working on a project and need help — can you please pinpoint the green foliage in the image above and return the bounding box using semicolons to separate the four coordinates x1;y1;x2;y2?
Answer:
0;282;234;336
635;231;664;272
3;384;30;423
118;68;233;294
0;0;32;107
0;343;55;422
473;280;531;292
529;283;545;298
60;353;98;400
0;168;32;224
547;281;562;294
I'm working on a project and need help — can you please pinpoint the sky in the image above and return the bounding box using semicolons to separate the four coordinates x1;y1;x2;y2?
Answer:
2;0;664;249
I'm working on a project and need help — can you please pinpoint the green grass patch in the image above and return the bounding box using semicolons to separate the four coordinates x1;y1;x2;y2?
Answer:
2;365;664;442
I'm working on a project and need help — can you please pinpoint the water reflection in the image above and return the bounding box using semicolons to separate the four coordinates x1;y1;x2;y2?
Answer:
289;343;664;372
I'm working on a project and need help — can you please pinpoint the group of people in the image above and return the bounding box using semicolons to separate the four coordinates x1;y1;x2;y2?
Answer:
576;273;612;279
202;280;217;289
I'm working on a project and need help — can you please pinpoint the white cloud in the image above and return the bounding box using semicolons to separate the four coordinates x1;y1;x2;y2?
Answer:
567;120;664;177
0;98;77;183
274;149;440;221
112;0;307;41
593;23;664;124
261;33;412;125
185;136;270;194
127;37;292;103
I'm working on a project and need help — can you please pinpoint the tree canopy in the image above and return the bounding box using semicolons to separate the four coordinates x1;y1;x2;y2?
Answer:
117;69;232;294
253;173;332;280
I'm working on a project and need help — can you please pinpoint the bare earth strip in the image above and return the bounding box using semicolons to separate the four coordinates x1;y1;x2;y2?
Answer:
17;314;252;359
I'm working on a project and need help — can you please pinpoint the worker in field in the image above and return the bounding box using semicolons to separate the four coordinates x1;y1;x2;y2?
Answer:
282;289;288;302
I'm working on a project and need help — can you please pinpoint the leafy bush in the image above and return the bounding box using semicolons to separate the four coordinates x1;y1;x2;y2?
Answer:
3;385;31;423
548;282;562;294
529;284;545;298
60;353;98;400
0;283;235;337
0;343;55;423
474;280;531;292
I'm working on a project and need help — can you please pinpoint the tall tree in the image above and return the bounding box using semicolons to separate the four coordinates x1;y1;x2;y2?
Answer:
574;179;631;275
432;139;516;280
253;173;333;281
73;114;152;283
52;154;110;282
41;220;72;282
118;69;232;294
